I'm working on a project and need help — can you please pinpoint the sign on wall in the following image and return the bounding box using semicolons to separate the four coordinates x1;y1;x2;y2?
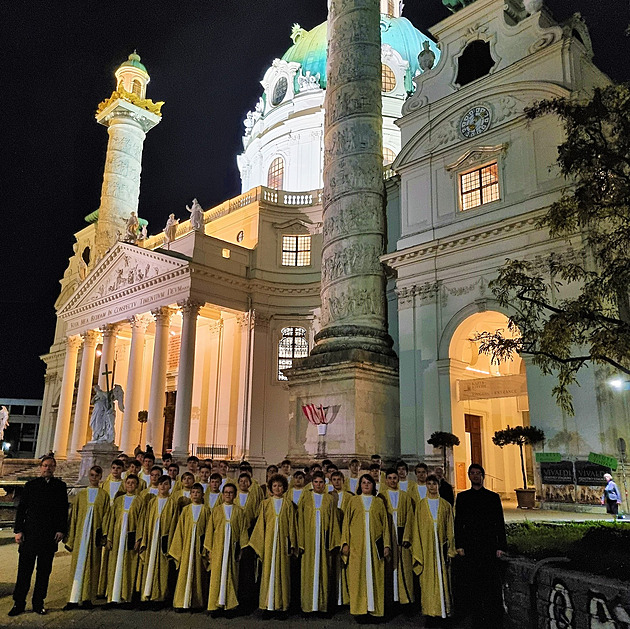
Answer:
541;461;575;503
458;374;527;401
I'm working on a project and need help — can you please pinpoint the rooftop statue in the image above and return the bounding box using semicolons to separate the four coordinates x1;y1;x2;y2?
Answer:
0;406;9;441
89;384;124;443
125;212;140;243
164;213;179;248
186;198;205;232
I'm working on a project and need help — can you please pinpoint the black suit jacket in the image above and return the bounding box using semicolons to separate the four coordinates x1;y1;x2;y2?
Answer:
439;479;455;505
14;476;68;546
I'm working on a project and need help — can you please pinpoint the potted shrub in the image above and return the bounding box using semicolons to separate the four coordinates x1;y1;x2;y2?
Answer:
427;431;461;480
492;425;545;508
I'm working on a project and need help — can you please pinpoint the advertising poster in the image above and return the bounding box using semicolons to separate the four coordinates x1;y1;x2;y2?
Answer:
575;461;610;504
541;461;575;503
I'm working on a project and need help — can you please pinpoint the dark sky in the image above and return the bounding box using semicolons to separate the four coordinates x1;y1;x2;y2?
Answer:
1;0;628;399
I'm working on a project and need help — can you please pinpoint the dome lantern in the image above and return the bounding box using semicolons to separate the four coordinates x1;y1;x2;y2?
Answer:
115;51;150;98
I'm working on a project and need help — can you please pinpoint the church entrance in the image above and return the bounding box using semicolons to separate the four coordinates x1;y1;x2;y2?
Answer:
448;311;531;495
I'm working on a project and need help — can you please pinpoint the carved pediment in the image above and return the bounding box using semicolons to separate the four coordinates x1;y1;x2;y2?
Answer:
58;242;190;317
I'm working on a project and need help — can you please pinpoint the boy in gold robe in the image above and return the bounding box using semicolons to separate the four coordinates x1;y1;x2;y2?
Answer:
205;483;250;615
168;483;210;610
172;471;195;514
125;460;147;492
105;474;145;606
343;458;362;495
64;465;109;609
248;473;297;617
341;474;391;619
412;473;456;621
329;470;352;607
138;475;177;606
408;463;429;507
206;473;224;511
297;471;340;614
140;466;163;506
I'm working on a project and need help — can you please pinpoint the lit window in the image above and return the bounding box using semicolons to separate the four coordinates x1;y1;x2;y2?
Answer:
278;327;308;380
460;162;499;210
267;157;284;190
282;235;311;266
383;147;397;165
381;64;396;93
132;79;142;96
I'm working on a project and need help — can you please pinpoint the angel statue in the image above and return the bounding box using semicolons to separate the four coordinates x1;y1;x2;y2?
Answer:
0;406;9;441
186;198;204;232
125;212;140;244
89;384;124;443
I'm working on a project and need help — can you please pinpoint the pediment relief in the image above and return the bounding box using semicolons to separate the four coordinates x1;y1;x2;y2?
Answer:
59;242;189;315
272;218;322;234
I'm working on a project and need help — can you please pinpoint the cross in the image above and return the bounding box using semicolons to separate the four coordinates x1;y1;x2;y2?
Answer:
102;364;113;396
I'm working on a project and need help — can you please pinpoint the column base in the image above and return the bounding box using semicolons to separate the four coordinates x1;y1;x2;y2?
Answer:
284;350;400;463
78;442;122;485
171;447;190;464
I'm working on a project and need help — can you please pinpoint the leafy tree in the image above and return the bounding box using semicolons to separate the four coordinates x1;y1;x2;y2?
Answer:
492;425;545;489
427;431;460;475
474;83;630;414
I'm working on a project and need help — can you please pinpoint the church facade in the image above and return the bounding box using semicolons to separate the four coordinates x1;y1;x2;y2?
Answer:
36;0;628;498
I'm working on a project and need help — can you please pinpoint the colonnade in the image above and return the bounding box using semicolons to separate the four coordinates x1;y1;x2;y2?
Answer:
49;300;252;461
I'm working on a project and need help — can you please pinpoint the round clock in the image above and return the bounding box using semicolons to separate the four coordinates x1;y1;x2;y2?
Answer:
271;77;288;106
460;105;491;138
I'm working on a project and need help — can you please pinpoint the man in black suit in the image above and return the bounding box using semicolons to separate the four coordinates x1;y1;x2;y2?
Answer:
454;463;506;629
434;465;455;505
9;455;68;616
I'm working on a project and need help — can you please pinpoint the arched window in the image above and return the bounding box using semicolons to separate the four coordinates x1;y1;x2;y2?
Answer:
132;79;142;96
383;147;397;165
267;157;284;190
278;327;308;380
381;64;396;93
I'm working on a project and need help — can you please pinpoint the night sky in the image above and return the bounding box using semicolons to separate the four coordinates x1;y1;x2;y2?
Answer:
1;0;628;399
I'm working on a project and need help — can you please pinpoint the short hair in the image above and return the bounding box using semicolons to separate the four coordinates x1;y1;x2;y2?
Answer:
239;462;252;470
385;468;398;477
181;472;195;481
210;472;222;481
125;473;139;484
415;462;429;471
151;465;163;473
223;483;237;494
311;471;326;481
369;463;381;471
280;459;291;467
168;463;180;471
199;463;211;471
349;458;360;465
268;473;288;492
40;455;57;466
321;459;333;467
158;475;172;485
396;461;409;472
328;463;339;471
144;453;155;462
293;470;305;479
310;463;322;471
330;471;345;481
128;459;141;468
357;474;377;496
426;473;439;484
191;482;204;492
468;463;485;477
238;472;252;482
219;460;229;466
266;465;279;473
90;465;103;475
162;453;172;461
187;456;199;463
371;454;381;460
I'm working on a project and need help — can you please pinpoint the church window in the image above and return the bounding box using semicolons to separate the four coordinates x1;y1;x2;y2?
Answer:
82;246;91;265
272;76;288;106
381;64;396;93
456;40;495;87
267;157;284;190
278;326;308;380
282;235;311;266
383;147;397;165
132;79;142;96
460;162;499;210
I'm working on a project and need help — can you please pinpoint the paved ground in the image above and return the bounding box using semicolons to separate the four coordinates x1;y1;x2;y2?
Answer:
0;506;622;629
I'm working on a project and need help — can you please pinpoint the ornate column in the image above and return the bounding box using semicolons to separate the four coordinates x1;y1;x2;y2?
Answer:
147;306;174;451
120;314;152;453
68;330;102;458
171;300;201;461
52;335;83;459
98;324;118;390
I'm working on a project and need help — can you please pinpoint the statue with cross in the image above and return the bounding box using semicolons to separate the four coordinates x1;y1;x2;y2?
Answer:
89;364;125;443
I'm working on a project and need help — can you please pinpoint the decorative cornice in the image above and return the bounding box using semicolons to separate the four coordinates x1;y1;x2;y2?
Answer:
97;88;164;117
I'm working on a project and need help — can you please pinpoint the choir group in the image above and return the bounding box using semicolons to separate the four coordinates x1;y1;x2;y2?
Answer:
62;453;460;622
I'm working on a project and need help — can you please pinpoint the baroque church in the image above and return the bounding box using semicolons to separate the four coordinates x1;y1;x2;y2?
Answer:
36;0;628;498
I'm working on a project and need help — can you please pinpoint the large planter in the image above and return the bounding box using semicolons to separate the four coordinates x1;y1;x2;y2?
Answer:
515;488;536;509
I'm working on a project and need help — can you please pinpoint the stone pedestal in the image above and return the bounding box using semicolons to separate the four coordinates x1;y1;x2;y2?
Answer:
77;441;122;485
285;350;399;464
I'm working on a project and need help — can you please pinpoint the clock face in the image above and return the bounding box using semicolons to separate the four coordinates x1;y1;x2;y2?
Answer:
460;106;491;138
271;77;288;106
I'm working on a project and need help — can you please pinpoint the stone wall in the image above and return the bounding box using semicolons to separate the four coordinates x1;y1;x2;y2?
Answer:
503;557;630;629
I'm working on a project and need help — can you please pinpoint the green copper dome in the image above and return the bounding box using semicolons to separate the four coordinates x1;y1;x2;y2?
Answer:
281;16;439;94
119;51;148;74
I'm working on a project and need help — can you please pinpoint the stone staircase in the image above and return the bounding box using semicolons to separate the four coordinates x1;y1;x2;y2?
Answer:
0;458;82;484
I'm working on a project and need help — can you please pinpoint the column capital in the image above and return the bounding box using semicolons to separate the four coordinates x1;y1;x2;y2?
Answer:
178;299;203;317
82;329;102;346
100;323;119;338
67;335;83;351
128;313;153;332
152;306;176;326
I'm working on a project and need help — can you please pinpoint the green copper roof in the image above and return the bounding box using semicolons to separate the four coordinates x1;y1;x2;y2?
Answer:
119;51;147;74
280;16;440;94
84;209;148;228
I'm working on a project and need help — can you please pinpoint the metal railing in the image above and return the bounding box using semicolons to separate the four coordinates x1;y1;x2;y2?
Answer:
190;443;236;459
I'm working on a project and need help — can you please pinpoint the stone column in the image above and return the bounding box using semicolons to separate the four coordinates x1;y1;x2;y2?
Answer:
98;324;118;390
69;330;102;458
147;306;174;452
312;0;394;359
171;300;201;461
52;335;83;459
120;314;152;453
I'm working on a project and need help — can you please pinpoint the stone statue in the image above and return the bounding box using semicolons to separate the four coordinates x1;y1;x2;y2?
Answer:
418;41;436;72
125;212;140;243
138;223;148;241
0;406;9;441
78;256;88;281
164;213;179;248
186;198;204;232
89;384;124;443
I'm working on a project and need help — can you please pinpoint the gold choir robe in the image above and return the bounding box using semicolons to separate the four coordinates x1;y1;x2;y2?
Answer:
412;497;456;618
332;489;353;606
407;482;428;507
205;490;223;512
97;477;125;596
138;495;177;602
237;490;261;532
298;491;341;612
341;494;391;617
106;493;145;603
204;503;250;610
169;502;210;609
65;486;109;604
343;476;361;495
248;496;298;611
381;487;415;604
140;486;160;507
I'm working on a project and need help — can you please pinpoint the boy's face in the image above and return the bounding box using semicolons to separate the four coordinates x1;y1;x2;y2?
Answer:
128;463;140;475
416;467;427;483
150;469;161;486
397;466;408;480
349;461;360;475
372;457;382;468
168;466;179;480
369;468;380;482
312;477;326;494
158;479;171;496
271;481;285;497
386;473;399;490
331;475;343;491
125;478;138;494
191;487;204;504
143;458;153;472
209;477;221;492
88;469;102;487
218;462;228;476
238;476;251;492
182;475;194;489
266;468;278;481
199;467;211;483
293;475;305;488
187;460;198;473
281;463;291;475
222;486;236;505
111;464;123;480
